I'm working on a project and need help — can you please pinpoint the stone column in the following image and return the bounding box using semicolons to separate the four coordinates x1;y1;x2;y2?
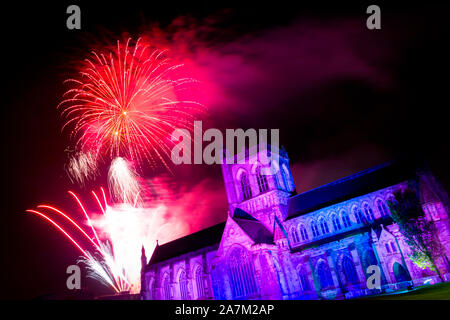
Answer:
325;255;338;287
325;253;343;298
202;252;211;299
350;247;366;286
185;257;192;300
169;263;175;300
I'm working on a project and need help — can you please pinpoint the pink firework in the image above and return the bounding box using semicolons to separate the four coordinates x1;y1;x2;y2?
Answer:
59;38;202;170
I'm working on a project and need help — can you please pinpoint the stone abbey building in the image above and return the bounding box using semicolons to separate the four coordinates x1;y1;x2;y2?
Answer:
140;146;450;300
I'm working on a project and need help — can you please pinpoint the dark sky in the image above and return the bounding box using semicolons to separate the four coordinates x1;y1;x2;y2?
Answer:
1;1;449;299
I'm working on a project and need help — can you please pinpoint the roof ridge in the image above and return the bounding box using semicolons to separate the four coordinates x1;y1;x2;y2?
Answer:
156;221;226;248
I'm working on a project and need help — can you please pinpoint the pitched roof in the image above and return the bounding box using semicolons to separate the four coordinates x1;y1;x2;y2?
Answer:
232;208;275;244
287;160;419;220
148;222;226;266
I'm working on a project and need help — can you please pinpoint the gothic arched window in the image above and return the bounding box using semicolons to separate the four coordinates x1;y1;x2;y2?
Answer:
163;274;171;300
390;241;397;253
179;270;189;300
298;268;311;292
385;243;391;253
363;203;374;221
195;267;205;299
228;247;258;298
341;210;351;228
300;225;309;241
353;207;364;224
319;217;330;235
291;227;300;243
256;166;269;193
317;261;334;289
331;214;342;231
240;171;252;200
311;221;320;237
342;256;358;284
377;199;389;217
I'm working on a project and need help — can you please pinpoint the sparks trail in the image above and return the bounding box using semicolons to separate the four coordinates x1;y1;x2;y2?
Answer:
66;151;99;186
26;189;134;293
59;38;204;171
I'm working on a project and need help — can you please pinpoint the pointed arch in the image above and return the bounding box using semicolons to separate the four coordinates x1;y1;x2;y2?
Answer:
376;198;389;217
319;217;330;235
341;255;359;284
162;273;171;300
297;266;311;293
316;260;334;290
299;224;309;241
363;203;374;221
194;265;206;299
227;246;258;298
256;166;269;193
340;210;351;228
393;262;411;283
311;220;320;238
352;205;364;224
331;213;342;231
178;269;189;300
291;226;300;243
240;171;252;200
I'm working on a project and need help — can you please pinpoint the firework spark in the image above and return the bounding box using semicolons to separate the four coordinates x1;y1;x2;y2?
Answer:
59;38;202;171
108;157;142;205
25;188;161;294
66;151;99;186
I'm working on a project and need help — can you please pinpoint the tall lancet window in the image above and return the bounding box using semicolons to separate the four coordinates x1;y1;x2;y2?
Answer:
353;207;364;224
256;166;269;193
298;268;311;292
228;247;258;298
331;214;342;231
341;210;351;228
291;227;300;243
363;203;374;221
300;225;309;241
179;270;189;300
240;172;252;200
317;261;334;289
319;217;330;234
195;267;205;299
342;256;358;284
311;221;320;238
377;199;389;217
163;274;171;300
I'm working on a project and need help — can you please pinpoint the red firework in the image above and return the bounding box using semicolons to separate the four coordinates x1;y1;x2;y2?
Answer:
59;38;202;170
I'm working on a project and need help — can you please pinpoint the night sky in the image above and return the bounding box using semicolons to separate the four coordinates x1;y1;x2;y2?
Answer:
1;1;449;299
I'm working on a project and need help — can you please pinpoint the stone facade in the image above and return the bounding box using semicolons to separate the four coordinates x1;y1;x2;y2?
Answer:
141;147;450;300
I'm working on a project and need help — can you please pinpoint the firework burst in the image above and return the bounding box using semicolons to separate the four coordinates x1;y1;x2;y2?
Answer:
59;38;202;171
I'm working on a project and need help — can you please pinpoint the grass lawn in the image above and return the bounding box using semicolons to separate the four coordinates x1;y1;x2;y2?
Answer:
364;282;450;300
